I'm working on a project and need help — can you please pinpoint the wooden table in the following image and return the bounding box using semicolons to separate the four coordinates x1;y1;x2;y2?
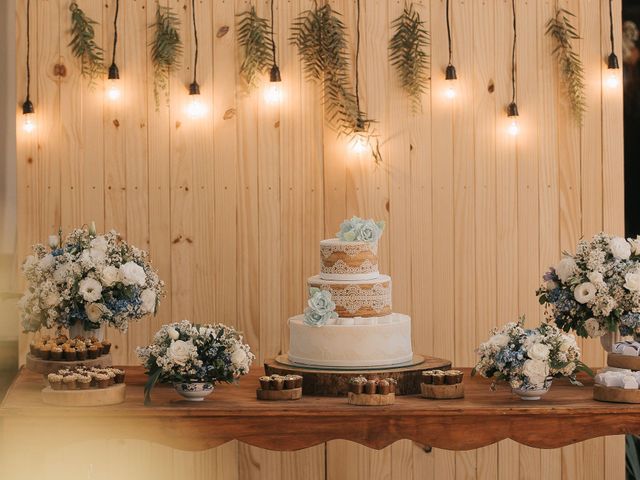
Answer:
1;366;639;451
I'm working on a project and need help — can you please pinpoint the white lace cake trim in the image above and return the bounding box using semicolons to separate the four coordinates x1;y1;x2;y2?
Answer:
327;283;392;314
321;259;378;275
320;242;378;258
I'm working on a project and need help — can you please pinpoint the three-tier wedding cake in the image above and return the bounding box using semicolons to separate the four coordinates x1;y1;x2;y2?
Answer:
288;217;413;368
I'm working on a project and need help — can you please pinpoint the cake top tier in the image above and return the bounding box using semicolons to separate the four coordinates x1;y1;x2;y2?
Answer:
320;239;379;281
335;216;385;243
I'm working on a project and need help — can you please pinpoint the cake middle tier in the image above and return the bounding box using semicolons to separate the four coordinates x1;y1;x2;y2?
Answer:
307;274;392;317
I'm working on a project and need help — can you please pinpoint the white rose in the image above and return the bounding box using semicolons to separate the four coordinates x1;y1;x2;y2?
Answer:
78;277;103;302
523;359;549;387
584;318;605;338
587;271;604;285
101;265;120;287
38;254;55;270
556;257;578;283
574;282;596;304
528;343;551;361
624;272;640;292
610;237;632;260
140;289;157;314
53;264;71;284
90;235;108;252
230;347;248;369
48;235;59;248
44;292;60;307
167;327;180;340
167;339;194;365
85;302;110;322
489;333;510;348
119;261;146;287
629;236;640;255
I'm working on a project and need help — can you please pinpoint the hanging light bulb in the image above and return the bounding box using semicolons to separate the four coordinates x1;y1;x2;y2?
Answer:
606;53;620;89
444;64;457;99
507;102;520;136
22;99;36;134
106;63;121;101
350;117;369;154
264;64;283;104
186;82;207;119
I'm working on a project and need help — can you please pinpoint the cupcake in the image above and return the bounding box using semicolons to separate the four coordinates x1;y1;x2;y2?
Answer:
432;371;445;385
77;374;92;389
292;375;303;388
76;346;87;361
422;371;434;384
63;374;78;390
113;369;126;384
34;342;45;358
39;344;52;360
386;378;398;394
364;379;378;395
106;370;116;385
50;346;63;361
270;375;285;391
87;345;99;359
349;376;367;394
377;379;390;395
95;373;111;389
259;376;271;390
101;340;112;355
284;375;298;390
63;347;77;361
47;373;63;390
55;335;68;345
453;370;464;384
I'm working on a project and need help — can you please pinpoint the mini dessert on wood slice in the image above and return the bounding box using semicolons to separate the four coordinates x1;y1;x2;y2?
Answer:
347;377;396;406
41;366;127;406
421;369;465;399
256;374;303;401
594;368;640;403
26;334;114;375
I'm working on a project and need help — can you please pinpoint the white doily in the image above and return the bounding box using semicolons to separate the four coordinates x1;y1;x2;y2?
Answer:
324;283;391;314
320;242;378;259
321;259;378;275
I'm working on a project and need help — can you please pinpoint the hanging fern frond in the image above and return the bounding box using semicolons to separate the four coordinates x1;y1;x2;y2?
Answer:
68;2;105;86
150;4;183;108
545;8;586;124
389;3;430;111
237;6;273;88
290;3;373;136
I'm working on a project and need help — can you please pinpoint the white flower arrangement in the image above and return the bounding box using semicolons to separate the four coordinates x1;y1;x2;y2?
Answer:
303;287;338;326
336;216;385;243
472;318;591;390
18;225;165;333
137;320;255;403
537;233;640;338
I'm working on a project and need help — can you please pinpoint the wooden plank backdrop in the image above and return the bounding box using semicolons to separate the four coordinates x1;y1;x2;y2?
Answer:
14;0;626;478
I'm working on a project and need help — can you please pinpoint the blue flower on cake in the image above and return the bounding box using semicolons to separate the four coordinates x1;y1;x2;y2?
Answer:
303;287;338;326
336;216;385;243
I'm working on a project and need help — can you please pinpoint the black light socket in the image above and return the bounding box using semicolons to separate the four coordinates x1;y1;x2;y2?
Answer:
608;52;619;69
22;99;34;115
270;64;281;83
445;64;457;80
507;102;519;117
354;116;366;132
189;81;201;95
108;63;120;80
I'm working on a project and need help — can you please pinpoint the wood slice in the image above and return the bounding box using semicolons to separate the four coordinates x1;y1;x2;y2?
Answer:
26;353;113;375
256;388;302;401
348;392;395;406
264;354;451;396
607;353;640;371
41;383;126;407
421;382;465;399
593;384;640;404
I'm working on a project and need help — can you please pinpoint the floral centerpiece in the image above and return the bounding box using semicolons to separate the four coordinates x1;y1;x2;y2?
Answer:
136;320;255;402
537;233;640;342
472;318;590;400
336;216;385;242
303;287;338;326
19;224;164;336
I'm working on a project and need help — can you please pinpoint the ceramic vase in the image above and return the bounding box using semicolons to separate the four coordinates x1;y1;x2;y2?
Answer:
511;378;553;401
173;382;214;401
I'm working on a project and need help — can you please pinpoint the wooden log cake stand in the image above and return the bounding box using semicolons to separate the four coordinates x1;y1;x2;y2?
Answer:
41;383;126;407
607;353;640;371
264;354;451;396
25;353;113;375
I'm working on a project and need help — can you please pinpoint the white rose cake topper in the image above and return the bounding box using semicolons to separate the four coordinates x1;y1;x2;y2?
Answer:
336;216;385;243
304;287;338;327
537;232;640;339
18;222;165;333
137;320;255;404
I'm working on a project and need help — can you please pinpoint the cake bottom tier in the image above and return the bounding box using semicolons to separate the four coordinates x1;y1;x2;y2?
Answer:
288;313;413;368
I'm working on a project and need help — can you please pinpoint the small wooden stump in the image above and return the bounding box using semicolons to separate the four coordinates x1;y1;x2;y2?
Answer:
593;384;640;404
26;353;113;375
348;392;395;406
421;382;464;400
41;383;126;407
256;388;302;401
607;353;640;371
